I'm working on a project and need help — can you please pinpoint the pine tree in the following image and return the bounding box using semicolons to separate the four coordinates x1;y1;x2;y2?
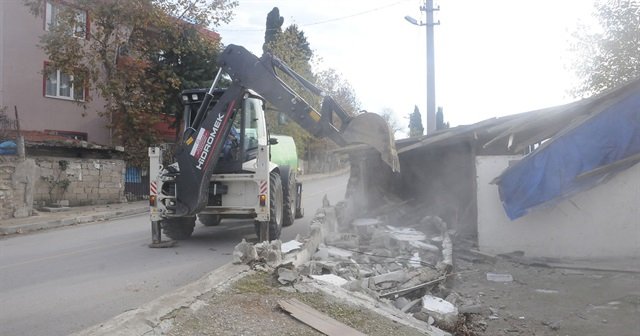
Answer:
263;7;284;54
408;106;424;137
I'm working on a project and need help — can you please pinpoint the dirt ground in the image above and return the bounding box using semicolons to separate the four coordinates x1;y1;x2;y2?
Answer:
452;256;640;336
166;271;428;336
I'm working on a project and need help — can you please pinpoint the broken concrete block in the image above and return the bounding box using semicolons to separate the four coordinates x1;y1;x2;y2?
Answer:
255;240;282;266
281;240;303;254
352;218;382;239
401;298;422;313
372;270;410;285
445;292;462;306
313;246;329;260
409;240;441;253
323;207;339;233
232;239;258;264
342;278;370;292
309;260;339;275
459;303;488;314
412;311;433;324
327;246;354;259
486;272;514;282
325;232;359;249
277;267;298;285
393;297;411;310
386;225;427;242
422;295;459;328
311;274;349;287
409;252;422;268
420;215;447;233
401;267;441;289
370;229;392;248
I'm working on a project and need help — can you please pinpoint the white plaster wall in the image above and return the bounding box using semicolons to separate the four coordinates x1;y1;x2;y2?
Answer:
476;155;640;259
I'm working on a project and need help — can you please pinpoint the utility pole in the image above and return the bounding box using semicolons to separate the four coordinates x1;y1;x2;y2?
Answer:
405;0;439;134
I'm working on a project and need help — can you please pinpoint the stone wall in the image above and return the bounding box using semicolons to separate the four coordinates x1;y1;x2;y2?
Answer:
0;156;36;219
34;157;126;207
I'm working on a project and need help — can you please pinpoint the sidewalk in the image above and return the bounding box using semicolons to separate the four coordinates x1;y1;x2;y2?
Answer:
0;169;350;236
0;201;149;235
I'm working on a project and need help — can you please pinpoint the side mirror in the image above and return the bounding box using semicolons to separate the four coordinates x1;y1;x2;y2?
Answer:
269;138;279;145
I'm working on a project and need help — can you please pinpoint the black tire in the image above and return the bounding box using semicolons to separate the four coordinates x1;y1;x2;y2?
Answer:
198;214;221;226
280;166;296;227
162;216;196;240
254;170;283;241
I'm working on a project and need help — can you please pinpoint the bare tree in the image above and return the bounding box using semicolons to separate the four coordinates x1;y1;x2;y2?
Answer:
379;107;404;139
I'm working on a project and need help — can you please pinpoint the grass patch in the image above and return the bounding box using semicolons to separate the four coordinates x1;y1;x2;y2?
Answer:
231;271;276;295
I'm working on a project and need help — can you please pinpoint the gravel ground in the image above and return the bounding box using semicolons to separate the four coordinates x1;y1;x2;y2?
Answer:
166;271;429;336
452;257;640;336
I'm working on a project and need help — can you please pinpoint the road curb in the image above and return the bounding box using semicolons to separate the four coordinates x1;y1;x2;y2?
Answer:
71;263;252;336
0;207;149;235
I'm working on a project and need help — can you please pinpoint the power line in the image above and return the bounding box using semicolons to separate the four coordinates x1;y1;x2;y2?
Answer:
217;0;412;32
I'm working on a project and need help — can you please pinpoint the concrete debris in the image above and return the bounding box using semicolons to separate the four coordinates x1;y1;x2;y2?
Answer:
311;274;349;286
542;320;562;330
422;295;459;328
486;272;514;282
535;289;559;294
394;296;412;310
410;252;422;267
459;304;489;315
386;225;427;242
281;240;303;254
401;298;422;313
232;239;258;264
352;218;382;239
409;240;441;253
233;201;460;335
326;246;354;259
325;232;360;249
371;269;410;286
255;240;282;266
277;266;298;285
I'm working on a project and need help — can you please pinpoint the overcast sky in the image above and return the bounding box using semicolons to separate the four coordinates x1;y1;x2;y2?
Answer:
216;0;598;137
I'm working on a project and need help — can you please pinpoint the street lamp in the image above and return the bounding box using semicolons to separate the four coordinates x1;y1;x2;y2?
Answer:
405;0;439;135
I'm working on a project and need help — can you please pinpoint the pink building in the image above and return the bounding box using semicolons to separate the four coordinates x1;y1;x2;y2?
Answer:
0;0;111;145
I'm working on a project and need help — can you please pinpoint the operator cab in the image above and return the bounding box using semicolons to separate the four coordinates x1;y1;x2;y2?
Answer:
180;88;268;173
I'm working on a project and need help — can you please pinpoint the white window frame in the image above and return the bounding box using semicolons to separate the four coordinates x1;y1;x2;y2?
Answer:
45;67;85;101
45;1;88;39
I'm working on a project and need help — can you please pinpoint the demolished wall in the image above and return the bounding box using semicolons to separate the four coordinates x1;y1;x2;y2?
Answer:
477;155;640;258
398;142;478;238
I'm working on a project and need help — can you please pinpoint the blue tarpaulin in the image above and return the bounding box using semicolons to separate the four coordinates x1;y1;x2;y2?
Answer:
0;140;17;155
497;87;640;220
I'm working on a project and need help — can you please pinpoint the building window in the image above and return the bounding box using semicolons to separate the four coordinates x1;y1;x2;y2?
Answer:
45;1;88;39
44;64;85;101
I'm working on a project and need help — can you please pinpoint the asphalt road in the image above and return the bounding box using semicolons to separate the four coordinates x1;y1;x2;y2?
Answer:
0;173;349;336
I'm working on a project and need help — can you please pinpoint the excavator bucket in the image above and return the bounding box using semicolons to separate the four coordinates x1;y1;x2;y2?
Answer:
342;112;401;172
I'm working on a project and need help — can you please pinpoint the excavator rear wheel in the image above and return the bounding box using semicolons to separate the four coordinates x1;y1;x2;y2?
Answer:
162;216;196;240
254;170;283;241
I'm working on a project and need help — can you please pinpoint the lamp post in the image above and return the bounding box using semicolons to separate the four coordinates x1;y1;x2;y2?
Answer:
405;0;439;134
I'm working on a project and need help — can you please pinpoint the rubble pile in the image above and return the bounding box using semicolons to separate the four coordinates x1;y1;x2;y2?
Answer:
233;200;473;334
